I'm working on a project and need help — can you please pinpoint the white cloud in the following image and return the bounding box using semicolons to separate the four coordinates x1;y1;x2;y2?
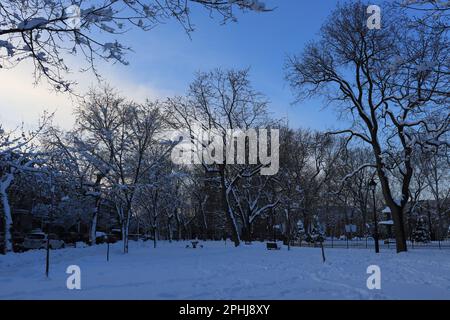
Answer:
0;63;74;130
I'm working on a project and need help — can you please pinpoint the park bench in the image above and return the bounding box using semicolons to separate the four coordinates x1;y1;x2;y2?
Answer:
266;242;280;250
186;240;203;249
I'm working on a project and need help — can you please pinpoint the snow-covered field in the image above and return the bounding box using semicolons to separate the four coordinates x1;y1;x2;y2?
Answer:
1;241;449;300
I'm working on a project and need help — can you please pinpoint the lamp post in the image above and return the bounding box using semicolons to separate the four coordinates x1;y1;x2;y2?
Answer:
368;179;380;253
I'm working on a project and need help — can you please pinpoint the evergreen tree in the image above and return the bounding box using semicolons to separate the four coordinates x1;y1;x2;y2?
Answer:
307;215;325;243
295;220;306;243
413;217;431;243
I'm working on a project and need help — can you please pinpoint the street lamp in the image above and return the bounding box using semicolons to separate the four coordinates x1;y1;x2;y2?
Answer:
368;179;380;253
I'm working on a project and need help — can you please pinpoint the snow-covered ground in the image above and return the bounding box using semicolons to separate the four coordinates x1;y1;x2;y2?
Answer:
0;241;449;300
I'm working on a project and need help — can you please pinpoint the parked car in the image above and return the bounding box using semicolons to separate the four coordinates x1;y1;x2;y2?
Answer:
23;232;65;250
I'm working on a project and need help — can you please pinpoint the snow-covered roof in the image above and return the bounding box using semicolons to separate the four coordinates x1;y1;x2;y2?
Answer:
382;206;391;213
378;220;394;225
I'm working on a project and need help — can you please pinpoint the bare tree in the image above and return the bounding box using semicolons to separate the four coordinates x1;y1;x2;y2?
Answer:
73;86;173;251
335;147;376;236
135;162;176;248
397;0;449;33
418;145;450;240
285;1;449;252
167;68;274;246
0;118;50;253
232;175;279;242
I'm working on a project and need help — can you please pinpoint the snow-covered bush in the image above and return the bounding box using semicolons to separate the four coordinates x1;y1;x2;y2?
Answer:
306;216;325;243
413;217;431;243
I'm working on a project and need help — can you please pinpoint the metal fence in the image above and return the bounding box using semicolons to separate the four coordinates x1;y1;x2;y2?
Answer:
290;238;450;250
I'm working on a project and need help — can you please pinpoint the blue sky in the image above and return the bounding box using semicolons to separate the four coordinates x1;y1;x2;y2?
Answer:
101;0;345;130
1;0;376;131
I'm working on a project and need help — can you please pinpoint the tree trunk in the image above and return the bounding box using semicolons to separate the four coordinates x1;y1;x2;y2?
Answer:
374;143;408;253
179;222;183;241
123;212;130;254
123;229;128;253
90;206;98;246
200;200;208;241
175;213;182;241
243;215;254;243
427;211;434;240
168;216;173;243
286;208;291;251
153;225;157;249
437;210;443;241
390;205;408;252
219;167;240;247
89;193;103;246
89;174;104;246
0;175;14;253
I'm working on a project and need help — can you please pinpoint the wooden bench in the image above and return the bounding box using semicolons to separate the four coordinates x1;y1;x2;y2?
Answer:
266;242;280;250
186;240;203;249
